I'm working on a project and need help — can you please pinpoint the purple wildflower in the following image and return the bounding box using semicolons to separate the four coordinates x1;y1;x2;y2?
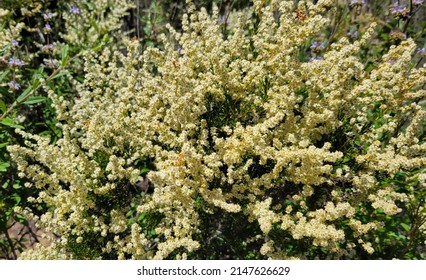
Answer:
347;30;358;38
8;58;25;67
43;12;53;20
350;0;366;6
44;23;52;32
413;0;424;6
310;41;325;52
43;58;57;68
218;15;229;25
8;81;20;90
11;39;19;47
310;56;323;61
70;6;81;14
389;1;399;11
417;47;426;56
390;2;409;17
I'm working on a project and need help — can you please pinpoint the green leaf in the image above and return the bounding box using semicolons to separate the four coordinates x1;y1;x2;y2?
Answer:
0;86;9;96
1;141;11;148
15;213;26;224
10;193;21;205
140;167;150;175
84;1;96;10
16;74;42;103
92;34;109;51
12;183;22;190
1;118;24;129
137;213;146;222
0;69;10;83
49;71;69;81
0;161;10;172
0;99;6;112
16;85;34;103
33;67;47;80
23;96;47;105
61;44;69;66
375;208;385;215
401;223;411;232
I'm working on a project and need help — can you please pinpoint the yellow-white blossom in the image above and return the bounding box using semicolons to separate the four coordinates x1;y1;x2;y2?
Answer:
7;0;426;259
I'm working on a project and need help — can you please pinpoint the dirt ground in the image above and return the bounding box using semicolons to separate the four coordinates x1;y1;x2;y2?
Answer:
1;219;51;259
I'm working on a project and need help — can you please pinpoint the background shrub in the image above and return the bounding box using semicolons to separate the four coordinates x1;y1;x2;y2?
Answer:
1;0;426;259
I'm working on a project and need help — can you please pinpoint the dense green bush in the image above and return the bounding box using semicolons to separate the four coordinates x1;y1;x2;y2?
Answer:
1;0;425;259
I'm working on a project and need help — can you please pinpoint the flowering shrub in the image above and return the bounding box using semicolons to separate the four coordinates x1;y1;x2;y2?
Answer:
4;0;426;259
0;0;133;259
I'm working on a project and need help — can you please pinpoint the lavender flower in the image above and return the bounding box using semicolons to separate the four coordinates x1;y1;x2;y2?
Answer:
43;12;53;20
412;0;424;6
70;6;81;14
8;81;20;90
8;58;25;67
389;2;399;12
350;0;366;6
310;56;323;61
390;2;409;17
417;47;426;56
11;39;19;47
44;23;52;32
347;30;358;38
310;41;325;52
218;15;229;25
43;58;57;68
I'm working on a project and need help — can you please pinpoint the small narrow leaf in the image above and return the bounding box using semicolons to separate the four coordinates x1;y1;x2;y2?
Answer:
0;162;10;172
16;85;34;103
11;193;21;205
0;70;10;82
61;44;69;66
1;118;24;129
0;99;6;112
50;71;69;81
0;142;9;148
401;223;411;232
23;96;47;105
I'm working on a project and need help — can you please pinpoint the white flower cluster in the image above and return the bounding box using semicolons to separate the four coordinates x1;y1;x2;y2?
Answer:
8;0;426;259
61;0;134;47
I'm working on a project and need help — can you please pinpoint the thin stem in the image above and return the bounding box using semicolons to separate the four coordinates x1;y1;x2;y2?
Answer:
136;0;140;41
328;5;344;44
402;1;422;34
415;57;424;68
398;199;425;259
4;226;18;259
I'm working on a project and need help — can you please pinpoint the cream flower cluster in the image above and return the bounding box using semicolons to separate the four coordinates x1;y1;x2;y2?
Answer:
9;0;426;259
0;15;25;51
60;0;134;47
